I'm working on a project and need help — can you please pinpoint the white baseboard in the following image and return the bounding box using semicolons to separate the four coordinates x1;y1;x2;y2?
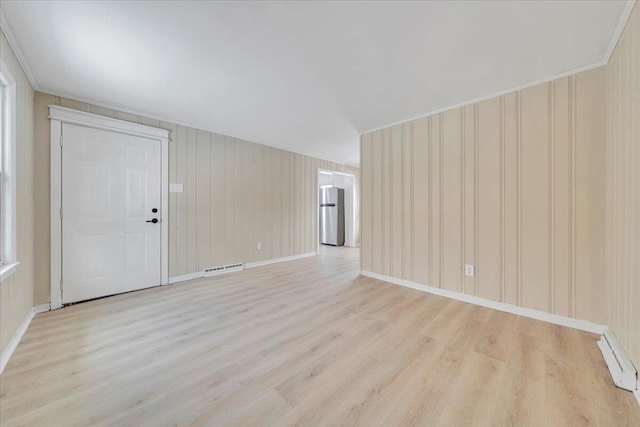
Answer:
0;303;50;374
245;252;316;269
168;271;204;284
34;303;51;314
168;252;317;285
167;267;243;285
360;270;607;335
634;389;640;407
169;271;221;285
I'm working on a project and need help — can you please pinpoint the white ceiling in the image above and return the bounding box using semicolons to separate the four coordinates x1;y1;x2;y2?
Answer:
0;1;633;166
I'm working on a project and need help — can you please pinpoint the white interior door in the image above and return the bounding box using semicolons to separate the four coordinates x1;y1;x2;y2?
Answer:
62;123;162;304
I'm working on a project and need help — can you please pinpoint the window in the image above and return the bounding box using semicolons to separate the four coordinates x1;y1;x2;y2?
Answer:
0;58;18;282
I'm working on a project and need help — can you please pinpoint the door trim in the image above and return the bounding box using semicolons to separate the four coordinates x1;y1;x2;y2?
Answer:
49;105;170;310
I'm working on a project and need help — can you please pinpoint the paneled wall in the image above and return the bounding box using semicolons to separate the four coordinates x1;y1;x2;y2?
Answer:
361;67;607;323
0;30;35;354
605;3;639;365
33;92;359;304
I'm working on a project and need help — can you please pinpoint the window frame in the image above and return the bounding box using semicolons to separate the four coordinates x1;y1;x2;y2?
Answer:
0;58;19;282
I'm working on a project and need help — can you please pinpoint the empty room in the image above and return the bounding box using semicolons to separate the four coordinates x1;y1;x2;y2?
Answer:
0;0;639;425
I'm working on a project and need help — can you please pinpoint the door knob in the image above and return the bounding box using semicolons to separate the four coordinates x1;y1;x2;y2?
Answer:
146;218;158;223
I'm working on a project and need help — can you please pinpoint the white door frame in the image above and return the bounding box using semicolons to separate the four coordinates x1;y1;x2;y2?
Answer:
49;105;170;310
317;167;358;248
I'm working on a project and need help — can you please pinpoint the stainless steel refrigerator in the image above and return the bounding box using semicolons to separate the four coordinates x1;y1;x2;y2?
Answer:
319;187;345;246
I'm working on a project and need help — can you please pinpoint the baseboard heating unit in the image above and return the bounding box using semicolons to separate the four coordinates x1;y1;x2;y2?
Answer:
598;330;638;392
204;263;244;275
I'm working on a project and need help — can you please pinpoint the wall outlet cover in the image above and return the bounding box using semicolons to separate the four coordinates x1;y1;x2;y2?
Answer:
465;264;474;276
257;242;262;250
170;183;184;193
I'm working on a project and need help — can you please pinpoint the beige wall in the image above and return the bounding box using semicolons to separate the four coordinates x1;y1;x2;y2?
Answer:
361;67;607;323
34;92;359;305
605;3;640;365
0;30;35;353
361;3;640;366
3;2;637;370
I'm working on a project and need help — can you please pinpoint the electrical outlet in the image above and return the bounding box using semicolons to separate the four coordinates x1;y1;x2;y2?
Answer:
256;242;262;250
169;183;184;193
465;264;474;277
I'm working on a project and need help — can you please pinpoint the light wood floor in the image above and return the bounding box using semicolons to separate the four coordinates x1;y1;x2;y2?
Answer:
1;247;639;426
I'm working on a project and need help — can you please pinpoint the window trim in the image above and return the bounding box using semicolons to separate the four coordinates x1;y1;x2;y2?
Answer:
0;57;18;283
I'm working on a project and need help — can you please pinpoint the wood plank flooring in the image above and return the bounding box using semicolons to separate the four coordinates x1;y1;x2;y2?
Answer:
1;247;639;426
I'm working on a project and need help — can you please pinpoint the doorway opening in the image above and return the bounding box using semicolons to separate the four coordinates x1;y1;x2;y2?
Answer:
317;168;357;249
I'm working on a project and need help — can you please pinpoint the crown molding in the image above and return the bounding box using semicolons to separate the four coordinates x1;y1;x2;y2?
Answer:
0;9;39;90
604;0;636;64
360;0;636;136
359;60;606;136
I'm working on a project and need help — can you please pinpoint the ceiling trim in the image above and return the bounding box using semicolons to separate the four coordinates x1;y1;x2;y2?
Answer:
0;9;39;90
358;60;606;136
360;0;636;136
604;0;636;64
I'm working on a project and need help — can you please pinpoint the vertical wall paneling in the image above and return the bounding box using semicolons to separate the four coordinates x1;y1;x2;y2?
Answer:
33;93;359;306
428;116;435;287
474;105;480;297
412;118;429;284
604;3;639;363
196;130;211;269
264;145;272;259
442;109;462;292
254;144;264;260
521;83;551;312
463;105;476;295
361;134;372;271
302;155;308;254
429;115;441;288
271;149;280;258
503;93;518;306
574;68;606;324
568;76;577;318
371;132;383;271
460;108;466;292
516;93;523;306
186;128;198;273
548;83;555;313
0;29;35;354
282;150;288;259
211;134;226;266
33;93;55;304
293;153;300;255
401;123;413;280
552;79;570;316
382;129;391;276
241;141;251;260
500;97;505;303
390;125;403;278
177;126;188;275
166;121;178;277
477;98;501;302
225;136;236;264
361;66;608;323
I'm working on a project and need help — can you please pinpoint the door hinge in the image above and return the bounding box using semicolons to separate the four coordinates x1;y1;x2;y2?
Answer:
60;133;63;147
60;280;63;291
60;207;63;219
